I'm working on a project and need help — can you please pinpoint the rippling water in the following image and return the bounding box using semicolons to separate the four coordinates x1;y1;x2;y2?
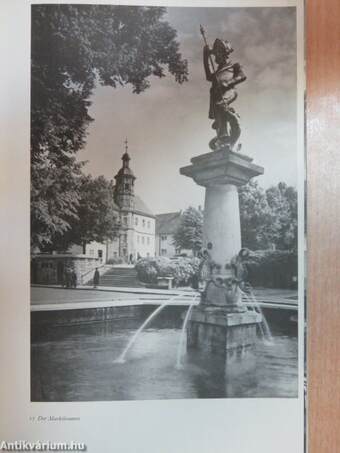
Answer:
31;313;298;401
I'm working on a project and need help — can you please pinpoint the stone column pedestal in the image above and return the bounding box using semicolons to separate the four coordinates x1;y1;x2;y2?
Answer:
187;306;262;357
204;184;241;264
180;148;264;266
180;147;264;356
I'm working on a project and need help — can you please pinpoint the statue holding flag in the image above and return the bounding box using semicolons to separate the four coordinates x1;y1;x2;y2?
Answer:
200;25;246;151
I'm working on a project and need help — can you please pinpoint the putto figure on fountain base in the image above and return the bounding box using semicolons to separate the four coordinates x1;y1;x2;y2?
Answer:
187;249;262;356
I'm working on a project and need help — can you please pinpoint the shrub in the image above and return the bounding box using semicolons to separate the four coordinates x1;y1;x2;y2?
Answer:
135;256;199;287
135;259;158;284
135;251;297;289
244;250;298;289
107;257;124;265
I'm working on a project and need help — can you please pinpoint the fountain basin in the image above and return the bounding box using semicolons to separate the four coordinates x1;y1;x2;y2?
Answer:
31;312;298;401
187;306;262;355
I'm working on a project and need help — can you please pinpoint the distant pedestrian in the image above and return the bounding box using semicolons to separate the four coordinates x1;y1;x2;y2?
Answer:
93;267;100;288
64;269;71;288
62;271;66;288
129;253;133;264
71;270;77;289
191;273;199;290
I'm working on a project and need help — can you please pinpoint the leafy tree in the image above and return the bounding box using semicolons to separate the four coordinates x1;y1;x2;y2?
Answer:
239;181;298;251
46;175;120;253
239;180;274;250
266;182;298;251
31;154;84;249
31;5;188;249
171;182;297;254
72;175;121;253
173;207;203;252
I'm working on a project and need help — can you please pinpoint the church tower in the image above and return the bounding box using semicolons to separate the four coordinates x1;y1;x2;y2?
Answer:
114;139;136;210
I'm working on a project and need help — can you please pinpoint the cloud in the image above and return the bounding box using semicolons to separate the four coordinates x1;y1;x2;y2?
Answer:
81;6;298;213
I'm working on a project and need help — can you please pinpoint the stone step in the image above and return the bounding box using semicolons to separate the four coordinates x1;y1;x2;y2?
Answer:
104;269;137;275
88;266;143;288
102;273;137;278
91;275;139;280
102;272;138;277
99;279;138;286
99;282;140;286
103;275;138;278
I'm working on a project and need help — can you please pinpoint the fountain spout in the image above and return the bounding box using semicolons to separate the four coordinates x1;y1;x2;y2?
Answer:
176;298;197;369
114;294;186;363
241;288;273;343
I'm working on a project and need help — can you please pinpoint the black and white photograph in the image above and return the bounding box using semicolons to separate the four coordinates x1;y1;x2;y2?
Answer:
30;3;301;402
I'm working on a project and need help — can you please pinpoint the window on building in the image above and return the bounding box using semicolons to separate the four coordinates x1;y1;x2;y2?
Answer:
135;217;138;226
142;236;145;244
142;219;145;227
98;250;103;259
161;249;167;256
137;235;140;244
89;249;94;256
125;183;129;191
147;221;150;229
161;235;167;241
147;237;150;245
123;216;128;226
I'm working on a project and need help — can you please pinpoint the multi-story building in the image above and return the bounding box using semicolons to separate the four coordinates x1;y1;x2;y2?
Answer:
76;143;156;263
155;212;182;257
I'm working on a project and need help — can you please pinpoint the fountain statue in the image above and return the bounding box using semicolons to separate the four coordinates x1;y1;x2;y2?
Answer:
180;27;265;358
200;25;246;151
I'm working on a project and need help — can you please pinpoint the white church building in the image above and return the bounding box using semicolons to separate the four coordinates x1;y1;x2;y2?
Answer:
78;143;156;263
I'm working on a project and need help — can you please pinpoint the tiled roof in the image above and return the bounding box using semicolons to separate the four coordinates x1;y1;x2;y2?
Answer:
133;195;155;218
112;200;120;211
156;211;181;235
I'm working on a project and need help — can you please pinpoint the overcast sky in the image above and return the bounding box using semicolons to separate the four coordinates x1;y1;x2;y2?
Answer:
80;6;297;214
